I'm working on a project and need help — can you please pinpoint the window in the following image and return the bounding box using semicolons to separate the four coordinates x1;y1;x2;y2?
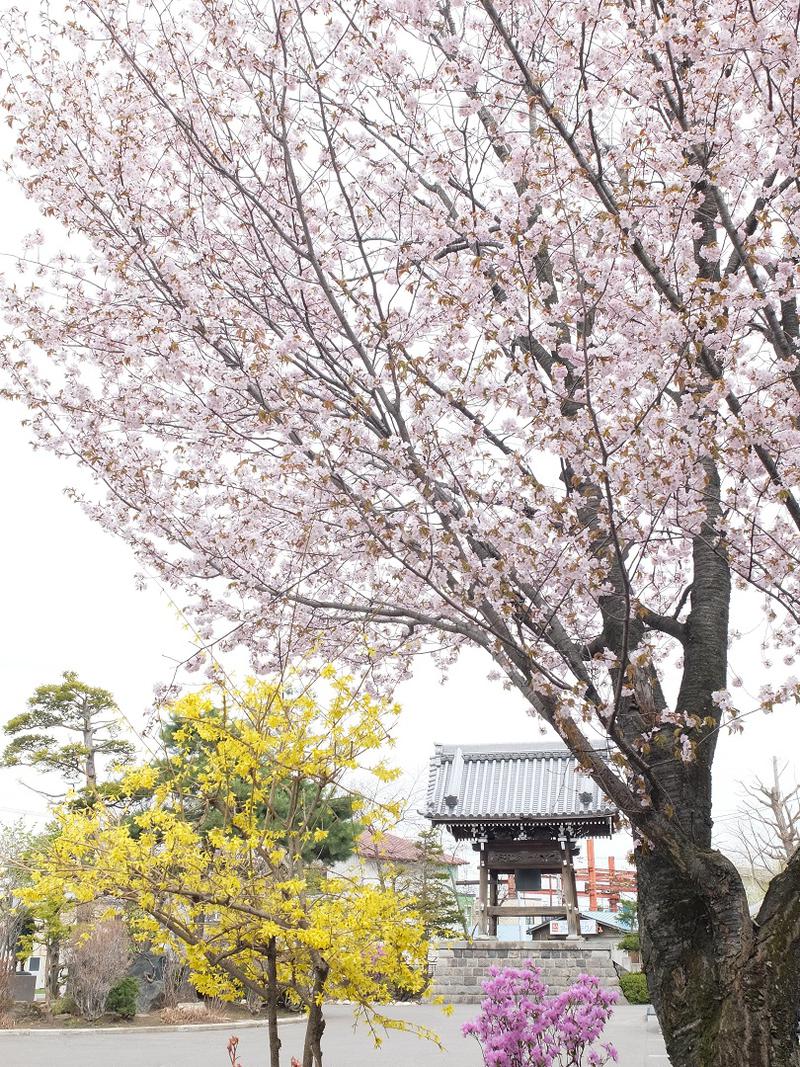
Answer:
27;957;40;973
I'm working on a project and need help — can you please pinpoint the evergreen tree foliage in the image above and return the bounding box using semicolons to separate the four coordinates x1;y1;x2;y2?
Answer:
388;828;467;940
148;702;361;863
2;672;134;796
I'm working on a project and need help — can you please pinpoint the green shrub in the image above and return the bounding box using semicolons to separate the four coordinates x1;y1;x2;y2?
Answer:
617;931;640;953
619;971;650;1004
51;995;78;1016
106;977;139;1018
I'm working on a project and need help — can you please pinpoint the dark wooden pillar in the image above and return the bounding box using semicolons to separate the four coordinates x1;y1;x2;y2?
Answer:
560;826;581;939
489;868;499;936
478;843;489;935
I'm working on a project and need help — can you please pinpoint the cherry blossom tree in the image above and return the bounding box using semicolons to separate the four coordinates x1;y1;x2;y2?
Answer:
2;1;800;1062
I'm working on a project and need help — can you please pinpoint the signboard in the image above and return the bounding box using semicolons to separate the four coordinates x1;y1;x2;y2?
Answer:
487;842;568;869
549;919;600;936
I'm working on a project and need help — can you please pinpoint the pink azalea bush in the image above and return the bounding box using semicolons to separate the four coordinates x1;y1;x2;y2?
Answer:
463;964;618;1067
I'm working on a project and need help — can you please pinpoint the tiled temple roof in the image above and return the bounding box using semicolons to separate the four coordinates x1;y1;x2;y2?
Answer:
425;743;617;839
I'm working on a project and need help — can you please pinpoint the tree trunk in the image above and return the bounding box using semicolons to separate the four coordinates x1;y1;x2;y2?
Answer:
82;720;97;791
639;847;800;1067
302;959;328;1067
45;939;61;1004
628;453;799;1065
265;936;281;1067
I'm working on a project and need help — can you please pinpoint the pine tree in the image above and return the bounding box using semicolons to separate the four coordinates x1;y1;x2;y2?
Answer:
400;829;467;940
3;672;134;797
151;702;361;863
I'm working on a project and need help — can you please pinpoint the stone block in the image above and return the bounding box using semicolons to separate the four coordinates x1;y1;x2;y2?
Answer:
429;941;617;1004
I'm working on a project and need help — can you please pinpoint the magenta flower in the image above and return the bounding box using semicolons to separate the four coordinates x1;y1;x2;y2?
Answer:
463;964;617;1067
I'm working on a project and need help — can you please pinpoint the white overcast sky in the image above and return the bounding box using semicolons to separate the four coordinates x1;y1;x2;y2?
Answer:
0;66;797;868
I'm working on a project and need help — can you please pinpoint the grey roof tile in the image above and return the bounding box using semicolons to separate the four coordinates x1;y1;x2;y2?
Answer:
425;742;617;822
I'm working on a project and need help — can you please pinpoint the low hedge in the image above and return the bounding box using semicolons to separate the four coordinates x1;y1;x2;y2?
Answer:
617;931;640;953
619;971;650;1004
106;977;139;1019
51;995;79;1016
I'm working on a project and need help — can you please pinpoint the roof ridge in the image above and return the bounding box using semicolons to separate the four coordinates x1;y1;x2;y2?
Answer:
436;742;609;755
425;743;618;829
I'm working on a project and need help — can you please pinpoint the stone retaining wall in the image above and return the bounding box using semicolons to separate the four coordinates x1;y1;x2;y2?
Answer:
429;939;620;1004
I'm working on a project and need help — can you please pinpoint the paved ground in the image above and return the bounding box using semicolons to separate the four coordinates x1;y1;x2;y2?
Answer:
0;1003;669;1066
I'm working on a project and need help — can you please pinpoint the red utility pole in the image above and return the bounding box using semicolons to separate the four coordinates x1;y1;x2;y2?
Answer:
586;838;599;911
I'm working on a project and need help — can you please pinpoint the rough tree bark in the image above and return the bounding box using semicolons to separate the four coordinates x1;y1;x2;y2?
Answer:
265;936;281;1067
45;937;61;1005
302;957;329;1067
639;846;800;1067
618;465;799;1065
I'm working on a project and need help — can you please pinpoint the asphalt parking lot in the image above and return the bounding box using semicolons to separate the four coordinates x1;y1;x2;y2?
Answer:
0;1002;669;1066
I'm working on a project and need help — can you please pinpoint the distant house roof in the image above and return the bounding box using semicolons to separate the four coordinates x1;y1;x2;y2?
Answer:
524;909;629;935
580;909;630;932
356;831;466;866
425;743;617;840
